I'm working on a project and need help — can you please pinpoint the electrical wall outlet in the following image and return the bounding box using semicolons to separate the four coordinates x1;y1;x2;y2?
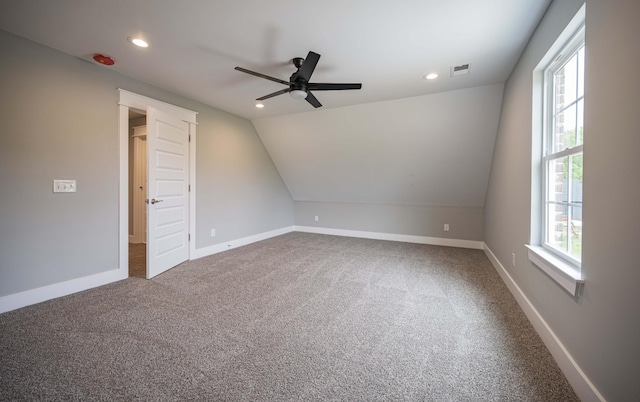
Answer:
315;215;319;222
444;224;449;232
53;179;76;193
512;253;516;267
211;228;216;237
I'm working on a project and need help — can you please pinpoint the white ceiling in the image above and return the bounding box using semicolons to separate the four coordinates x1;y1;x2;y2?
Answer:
0;0;549;120
0;0;550;208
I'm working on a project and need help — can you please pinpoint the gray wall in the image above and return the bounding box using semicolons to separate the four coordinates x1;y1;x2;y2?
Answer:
195;107;294;247
484;0;640;400
253;84;504;209
296;201;483;241
0;30;293;297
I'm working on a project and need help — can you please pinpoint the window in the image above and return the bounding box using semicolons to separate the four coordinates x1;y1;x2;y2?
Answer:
543;31;585;265
528;6;585;297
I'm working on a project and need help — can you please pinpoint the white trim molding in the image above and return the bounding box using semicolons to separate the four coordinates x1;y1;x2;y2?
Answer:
190;225;483;261
1;225;294;313
295;226;484;249
0;226;479;313
483;244;605;402
118;88;198;124
526;245;584;297
191;226;296;260
188;122;197;259
0;269;127;314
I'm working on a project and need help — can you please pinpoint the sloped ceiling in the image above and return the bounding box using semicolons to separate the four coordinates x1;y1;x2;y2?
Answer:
0;0;550;208
254;84;504;207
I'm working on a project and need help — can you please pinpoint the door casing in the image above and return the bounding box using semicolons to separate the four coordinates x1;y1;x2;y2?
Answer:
131;126;147;244
118;89;197;277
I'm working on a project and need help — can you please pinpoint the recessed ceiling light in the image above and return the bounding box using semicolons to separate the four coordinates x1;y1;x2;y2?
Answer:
128;37;149;48
255;103;264;108
424;73;439;80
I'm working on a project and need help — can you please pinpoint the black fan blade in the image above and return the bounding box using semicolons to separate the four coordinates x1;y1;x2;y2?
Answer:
234;67;290;85
294;51;320;82
305;91;322;108
307;83;362;91
256;88;291;101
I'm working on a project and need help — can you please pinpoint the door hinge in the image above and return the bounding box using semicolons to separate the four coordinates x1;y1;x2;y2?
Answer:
188;234;191;241
188;184;191;192
188;134;191;142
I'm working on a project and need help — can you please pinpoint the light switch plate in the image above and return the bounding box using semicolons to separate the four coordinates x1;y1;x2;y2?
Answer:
53;179;76;193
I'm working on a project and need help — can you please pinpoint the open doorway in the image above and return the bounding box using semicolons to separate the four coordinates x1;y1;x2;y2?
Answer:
128;109;147;278
119;89;197;280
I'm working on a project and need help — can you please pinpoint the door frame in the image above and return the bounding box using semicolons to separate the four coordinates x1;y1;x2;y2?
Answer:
118;89;198;277
131;126;147;244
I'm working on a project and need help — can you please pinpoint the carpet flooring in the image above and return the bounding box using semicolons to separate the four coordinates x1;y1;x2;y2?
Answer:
0;232;578;400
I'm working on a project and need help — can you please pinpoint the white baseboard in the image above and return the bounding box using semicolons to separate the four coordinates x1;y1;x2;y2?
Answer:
0;226;476;314
0;226;296;314
191;225;483;262
0;268;127;314
191;226;296;260
483;244;605;402
294;225;484;250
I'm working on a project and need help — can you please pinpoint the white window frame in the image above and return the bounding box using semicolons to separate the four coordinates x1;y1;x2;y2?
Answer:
528;6;585;297
542;28;585;266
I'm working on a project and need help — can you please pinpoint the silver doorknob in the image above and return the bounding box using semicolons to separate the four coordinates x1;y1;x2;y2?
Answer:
150;198;163;204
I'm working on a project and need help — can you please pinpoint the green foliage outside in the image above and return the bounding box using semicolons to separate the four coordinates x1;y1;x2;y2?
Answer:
561;127;583;184
558;126;583;260
560;223;582;261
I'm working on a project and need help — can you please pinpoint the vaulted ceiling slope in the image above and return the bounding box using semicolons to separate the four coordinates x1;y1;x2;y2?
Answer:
254;84;504;207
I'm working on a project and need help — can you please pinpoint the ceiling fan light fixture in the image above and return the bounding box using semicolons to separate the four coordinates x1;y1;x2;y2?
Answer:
290;89;308;100
255;103;264;108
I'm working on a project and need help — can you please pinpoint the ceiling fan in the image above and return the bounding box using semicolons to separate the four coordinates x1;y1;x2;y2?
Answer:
234;51;362;108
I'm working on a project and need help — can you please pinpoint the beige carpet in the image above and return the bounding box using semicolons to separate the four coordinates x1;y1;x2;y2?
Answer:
0;232;578;400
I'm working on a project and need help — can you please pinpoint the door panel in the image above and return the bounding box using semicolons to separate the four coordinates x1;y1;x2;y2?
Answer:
146;107;189;278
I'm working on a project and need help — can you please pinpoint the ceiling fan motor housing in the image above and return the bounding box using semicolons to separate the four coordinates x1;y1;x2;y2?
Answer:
290;81;307;91
292;57;305;69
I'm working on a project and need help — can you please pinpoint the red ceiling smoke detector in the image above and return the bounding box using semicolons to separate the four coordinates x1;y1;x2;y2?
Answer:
93;54;115;66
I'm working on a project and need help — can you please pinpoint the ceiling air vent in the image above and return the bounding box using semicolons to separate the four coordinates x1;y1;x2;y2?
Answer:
450;63;471;77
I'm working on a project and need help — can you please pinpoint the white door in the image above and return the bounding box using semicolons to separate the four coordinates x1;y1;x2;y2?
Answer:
146;107;189;278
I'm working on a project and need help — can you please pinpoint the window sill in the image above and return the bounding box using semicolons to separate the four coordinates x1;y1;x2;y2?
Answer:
525;245;584;297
